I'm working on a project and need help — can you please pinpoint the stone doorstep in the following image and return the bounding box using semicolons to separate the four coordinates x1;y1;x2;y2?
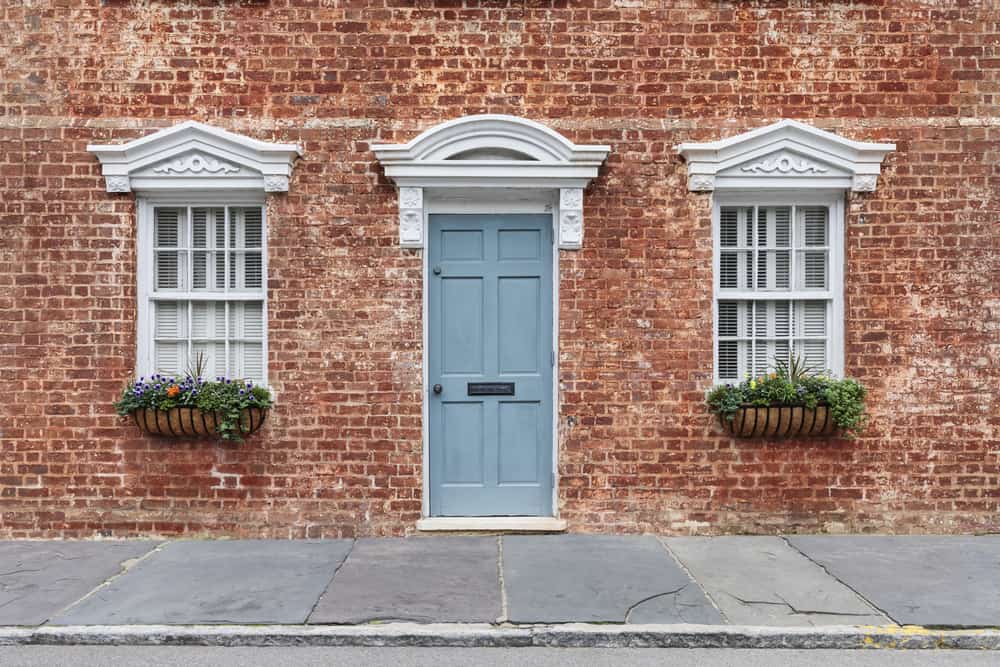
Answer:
3;623;1000;650
415;517;567;532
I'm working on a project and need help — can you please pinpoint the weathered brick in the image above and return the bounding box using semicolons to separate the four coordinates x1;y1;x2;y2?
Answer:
0;1;997;538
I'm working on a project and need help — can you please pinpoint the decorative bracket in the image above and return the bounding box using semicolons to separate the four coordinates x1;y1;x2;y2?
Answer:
399;187;424;248
558;188;584;249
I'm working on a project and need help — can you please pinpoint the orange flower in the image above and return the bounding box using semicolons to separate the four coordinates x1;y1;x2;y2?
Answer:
166;385;180;398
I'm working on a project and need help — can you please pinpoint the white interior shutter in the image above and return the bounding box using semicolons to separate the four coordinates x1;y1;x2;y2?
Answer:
153;300;186;376
191;208;208;289
228;302;265;382
793;300;829;372
154;208;183;290
717;301;739;381
797;207;829;290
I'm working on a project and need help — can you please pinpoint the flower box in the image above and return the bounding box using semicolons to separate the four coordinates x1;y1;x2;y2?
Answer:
130;406;268;439
723;404;836;438
114;369;273;442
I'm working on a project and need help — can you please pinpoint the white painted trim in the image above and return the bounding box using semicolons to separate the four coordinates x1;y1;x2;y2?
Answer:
372;115;609;249
677;119;894;192
88;121;302;193
136;195;270;385
711;190;845;384
421;191;561;521
416;517;567;532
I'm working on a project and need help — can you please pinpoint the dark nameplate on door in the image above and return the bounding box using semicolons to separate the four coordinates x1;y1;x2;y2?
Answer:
467;382;515;396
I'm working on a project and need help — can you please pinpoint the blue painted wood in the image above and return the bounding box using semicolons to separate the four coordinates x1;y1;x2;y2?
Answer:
428;214;554;517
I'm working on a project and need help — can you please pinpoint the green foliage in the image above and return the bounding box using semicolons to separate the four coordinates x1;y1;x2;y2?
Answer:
823;378;868;437
706;356;869;438
113;372;273;442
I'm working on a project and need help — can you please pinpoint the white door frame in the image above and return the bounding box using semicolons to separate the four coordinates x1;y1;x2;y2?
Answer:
420;188;560;521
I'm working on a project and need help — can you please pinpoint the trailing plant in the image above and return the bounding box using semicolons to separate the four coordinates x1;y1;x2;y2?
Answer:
706;357;869;438
113;369;273;441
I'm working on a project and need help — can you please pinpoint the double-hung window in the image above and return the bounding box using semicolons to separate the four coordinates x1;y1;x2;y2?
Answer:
713;193;844;384
139;200;267;384
87;121;300;387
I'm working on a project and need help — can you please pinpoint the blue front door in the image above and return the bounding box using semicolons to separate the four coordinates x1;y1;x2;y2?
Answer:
428;214;554;517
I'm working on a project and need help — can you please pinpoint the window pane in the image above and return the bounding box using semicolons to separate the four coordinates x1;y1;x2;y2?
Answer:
155;251;180;289
756;250;790;289
800;207;828;246
719;208;739;247
154;301;184;338
191;341;226;378
154;208;180;247
229;342;264;383
154;342;186;378
718;301;738;337
229;301;264;339
799;250;828;289
242;208;263;248
718;341;738;381
191;301;226;338
244;252;263;288
794;340;828;374
756;206;791;247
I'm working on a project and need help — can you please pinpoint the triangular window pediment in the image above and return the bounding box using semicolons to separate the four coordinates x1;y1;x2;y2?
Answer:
676;120;894;192
88;121;301;193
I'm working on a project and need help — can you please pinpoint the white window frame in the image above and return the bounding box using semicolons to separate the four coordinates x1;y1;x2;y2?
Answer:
676;119;894;385
88;121;301;386
136;192;269;384
711;190;844;384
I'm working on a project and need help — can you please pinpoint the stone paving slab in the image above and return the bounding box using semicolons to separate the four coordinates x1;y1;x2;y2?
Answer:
309;537;500;624
0;541;160;626
502;535;723;624
787;535;1000;627
665;537;886;626
50;540;353;625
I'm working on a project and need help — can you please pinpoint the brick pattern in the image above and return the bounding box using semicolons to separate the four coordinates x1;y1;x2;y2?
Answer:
1;1;998;537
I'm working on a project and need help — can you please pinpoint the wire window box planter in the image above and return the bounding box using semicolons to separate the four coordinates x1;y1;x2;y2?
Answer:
130;406;268;439
114;368;273;442
723;404;836;438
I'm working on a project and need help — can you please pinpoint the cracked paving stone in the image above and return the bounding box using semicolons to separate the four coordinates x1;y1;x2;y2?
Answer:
50;540;353;626
788;535;1000;627
308;537;500;624
0;541;160;626
503;535;723;624
665;536;886;627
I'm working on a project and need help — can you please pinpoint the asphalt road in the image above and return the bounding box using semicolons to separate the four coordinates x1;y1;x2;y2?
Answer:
0;647;995;666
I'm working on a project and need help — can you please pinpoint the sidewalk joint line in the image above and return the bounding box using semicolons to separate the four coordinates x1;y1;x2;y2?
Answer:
780;535;899;626
657;536;730;624
496;535;509;624
42;540;169;625
303;538;355;625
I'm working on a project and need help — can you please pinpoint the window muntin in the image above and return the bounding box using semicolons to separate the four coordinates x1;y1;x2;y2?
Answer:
143;204;266;383
714;200;840;383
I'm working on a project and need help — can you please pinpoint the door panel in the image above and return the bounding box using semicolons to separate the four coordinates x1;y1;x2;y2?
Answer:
428;214;554;517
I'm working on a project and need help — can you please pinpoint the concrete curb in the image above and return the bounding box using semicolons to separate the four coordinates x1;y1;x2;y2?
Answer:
1;624;999;649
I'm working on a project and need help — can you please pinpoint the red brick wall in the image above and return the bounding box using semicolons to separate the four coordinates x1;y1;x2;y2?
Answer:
2;1;997;537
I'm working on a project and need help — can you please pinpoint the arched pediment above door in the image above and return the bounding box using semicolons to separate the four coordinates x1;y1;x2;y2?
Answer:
372;115;610;249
